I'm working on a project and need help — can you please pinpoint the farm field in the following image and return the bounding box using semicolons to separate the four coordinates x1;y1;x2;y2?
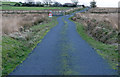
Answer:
1;1;20;6
1;1;70;10
2;6;69;10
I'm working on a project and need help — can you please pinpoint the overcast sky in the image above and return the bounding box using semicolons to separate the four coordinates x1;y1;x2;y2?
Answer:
2;0;119;7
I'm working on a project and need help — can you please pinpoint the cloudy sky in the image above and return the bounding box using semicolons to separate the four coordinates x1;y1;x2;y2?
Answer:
3;0;119;7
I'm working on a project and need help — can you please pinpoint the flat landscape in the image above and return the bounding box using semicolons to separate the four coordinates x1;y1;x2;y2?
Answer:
1;2;69;11
1;1;119;76
2;6;69;10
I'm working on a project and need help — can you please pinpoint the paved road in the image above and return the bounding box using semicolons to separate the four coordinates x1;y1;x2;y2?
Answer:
10;9;117;75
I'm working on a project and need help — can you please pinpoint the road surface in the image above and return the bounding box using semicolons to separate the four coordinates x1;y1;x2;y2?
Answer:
10;9;117;75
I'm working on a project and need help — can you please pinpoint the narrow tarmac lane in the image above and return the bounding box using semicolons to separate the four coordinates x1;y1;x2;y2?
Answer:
10;9;117;75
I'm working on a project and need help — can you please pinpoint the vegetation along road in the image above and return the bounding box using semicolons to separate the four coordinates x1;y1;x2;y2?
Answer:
10;9;117;75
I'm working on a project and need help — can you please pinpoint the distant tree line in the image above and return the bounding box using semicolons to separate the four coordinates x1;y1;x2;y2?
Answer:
16;2;79;7
13;0;85;7
21;2;44;7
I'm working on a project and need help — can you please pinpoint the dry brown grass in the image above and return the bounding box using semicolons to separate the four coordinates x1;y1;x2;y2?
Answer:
73;12;118;44
2;14;47;34
88;7;118;13
75;13;118;29
85;7;118;29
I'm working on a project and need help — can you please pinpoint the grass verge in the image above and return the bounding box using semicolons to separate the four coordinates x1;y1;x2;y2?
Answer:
71;19;118;70
2;17;58;76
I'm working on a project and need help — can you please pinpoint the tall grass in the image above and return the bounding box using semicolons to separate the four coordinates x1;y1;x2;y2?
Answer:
2;14;47;34
74;13;118;44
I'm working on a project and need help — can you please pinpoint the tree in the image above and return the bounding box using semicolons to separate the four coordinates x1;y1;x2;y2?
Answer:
42;0;52;7
53;2;62;7
24;0;35;6
71;0;78;6
36;1;42;7
90;0;97;8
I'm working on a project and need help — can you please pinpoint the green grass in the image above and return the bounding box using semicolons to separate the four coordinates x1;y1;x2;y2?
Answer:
1;1;22;6
1;1;69;10
72;20;118;70
2;36;31;75
2;17;58;76
2;5;69;10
